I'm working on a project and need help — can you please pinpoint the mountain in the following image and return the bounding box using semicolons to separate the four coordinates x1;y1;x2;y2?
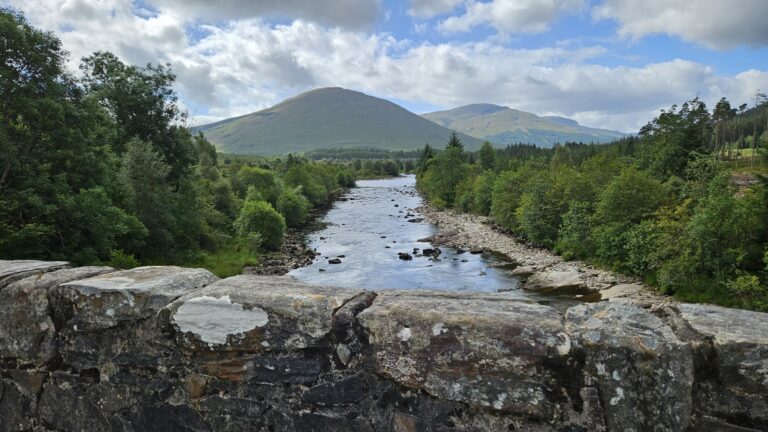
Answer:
195;88;484;155
422;104;627;147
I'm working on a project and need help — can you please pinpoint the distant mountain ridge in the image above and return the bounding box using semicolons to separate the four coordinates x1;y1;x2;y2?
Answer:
422;103;626;147
195;87;483;155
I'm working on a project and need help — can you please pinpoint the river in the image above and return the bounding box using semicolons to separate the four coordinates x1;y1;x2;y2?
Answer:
289;175;532;297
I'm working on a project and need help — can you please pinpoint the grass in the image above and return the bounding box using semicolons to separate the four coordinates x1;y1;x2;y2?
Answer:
182;243;259;278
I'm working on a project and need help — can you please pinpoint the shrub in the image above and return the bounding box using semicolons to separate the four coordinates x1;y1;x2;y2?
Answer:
234;199;286;251
236;166;282;205
277;188;311;227
108;250;140;269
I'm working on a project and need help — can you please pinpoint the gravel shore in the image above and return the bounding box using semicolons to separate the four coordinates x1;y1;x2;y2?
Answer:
419;205;670;306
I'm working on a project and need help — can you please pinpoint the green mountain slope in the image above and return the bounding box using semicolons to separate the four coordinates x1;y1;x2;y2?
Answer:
195;88;484;155
422;104;627;147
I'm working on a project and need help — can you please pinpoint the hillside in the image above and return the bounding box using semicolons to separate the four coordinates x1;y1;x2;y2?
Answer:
422;104;627;147
195;88;484;154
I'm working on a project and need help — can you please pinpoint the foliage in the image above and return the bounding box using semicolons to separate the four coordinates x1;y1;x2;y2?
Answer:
0;10;357;276
277;187;311;227
108;250;140;270
234;199;286;251
417;95;768;311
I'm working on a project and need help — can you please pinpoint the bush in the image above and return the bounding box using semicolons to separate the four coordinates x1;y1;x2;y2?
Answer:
234;199;286;251
108;250;140;269
277;188;311;227
236;166;282;205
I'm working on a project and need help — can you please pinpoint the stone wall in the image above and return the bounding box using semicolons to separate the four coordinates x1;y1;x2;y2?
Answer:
0;260;766;431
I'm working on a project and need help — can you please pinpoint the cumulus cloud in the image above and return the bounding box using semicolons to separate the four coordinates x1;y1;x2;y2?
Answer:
6;0;766;132
178;20;764;131
151;0;379;30
593;0;768;49
408;0;463;18
438;0;585;34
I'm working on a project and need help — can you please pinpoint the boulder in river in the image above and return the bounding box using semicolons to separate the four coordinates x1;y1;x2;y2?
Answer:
397;253;413;261
328;258;342;265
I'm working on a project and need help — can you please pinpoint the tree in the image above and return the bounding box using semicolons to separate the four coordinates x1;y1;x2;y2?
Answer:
0;9;130;262
478;141;496;170
417;144;435;173
712;97;736;156
446;131;463;150
80;51;196;183
116;139;178;259
639;98;711;178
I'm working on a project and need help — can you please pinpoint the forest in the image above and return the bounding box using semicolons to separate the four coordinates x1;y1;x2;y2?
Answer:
419;102;768;311
0;10;355;276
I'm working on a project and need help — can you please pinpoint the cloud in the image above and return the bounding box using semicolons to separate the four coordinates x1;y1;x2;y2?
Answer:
438;0;585;34
408;0;463;18
151;0;380;31
593;0;768;49
176;20;763;131
6;0;766;133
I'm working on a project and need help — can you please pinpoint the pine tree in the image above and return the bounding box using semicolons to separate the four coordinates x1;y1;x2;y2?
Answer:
446;131;463;150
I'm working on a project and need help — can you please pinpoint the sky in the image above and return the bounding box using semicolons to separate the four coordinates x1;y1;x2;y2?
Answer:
4;0;768;132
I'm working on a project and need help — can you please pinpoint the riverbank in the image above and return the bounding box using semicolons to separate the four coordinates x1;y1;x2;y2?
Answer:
419;205;670;306
242;207;329;276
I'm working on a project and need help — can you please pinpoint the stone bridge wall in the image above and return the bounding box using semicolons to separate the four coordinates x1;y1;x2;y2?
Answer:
0;260;766;431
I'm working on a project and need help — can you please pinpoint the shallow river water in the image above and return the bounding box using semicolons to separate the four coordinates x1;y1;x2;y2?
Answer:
290;175;531;297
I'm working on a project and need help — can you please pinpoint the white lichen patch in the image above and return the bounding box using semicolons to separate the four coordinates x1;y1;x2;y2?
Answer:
556;332;571;355
493;392;508;410
173;295;268;345
609;387;624;406
397;327;412;342
596;363;607;376
432;322;447;336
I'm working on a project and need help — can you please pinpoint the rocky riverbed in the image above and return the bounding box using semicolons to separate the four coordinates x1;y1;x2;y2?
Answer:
419;205;670;307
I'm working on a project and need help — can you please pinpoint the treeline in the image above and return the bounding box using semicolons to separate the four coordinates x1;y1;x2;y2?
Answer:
305;147;421;160
0;10;353;274
304;147;420;178
418;101;768;311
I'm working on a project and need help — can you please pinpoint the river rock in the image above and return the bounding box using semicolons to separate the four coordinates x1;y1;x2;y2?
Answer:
0;266;113;367
525;268;585;291
397;252;413;260
328;258;342;264
510;266;535;276
599;283;645;301
677;303;768;429
0;259;69;290
357;291;568;418
565;302;693;432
